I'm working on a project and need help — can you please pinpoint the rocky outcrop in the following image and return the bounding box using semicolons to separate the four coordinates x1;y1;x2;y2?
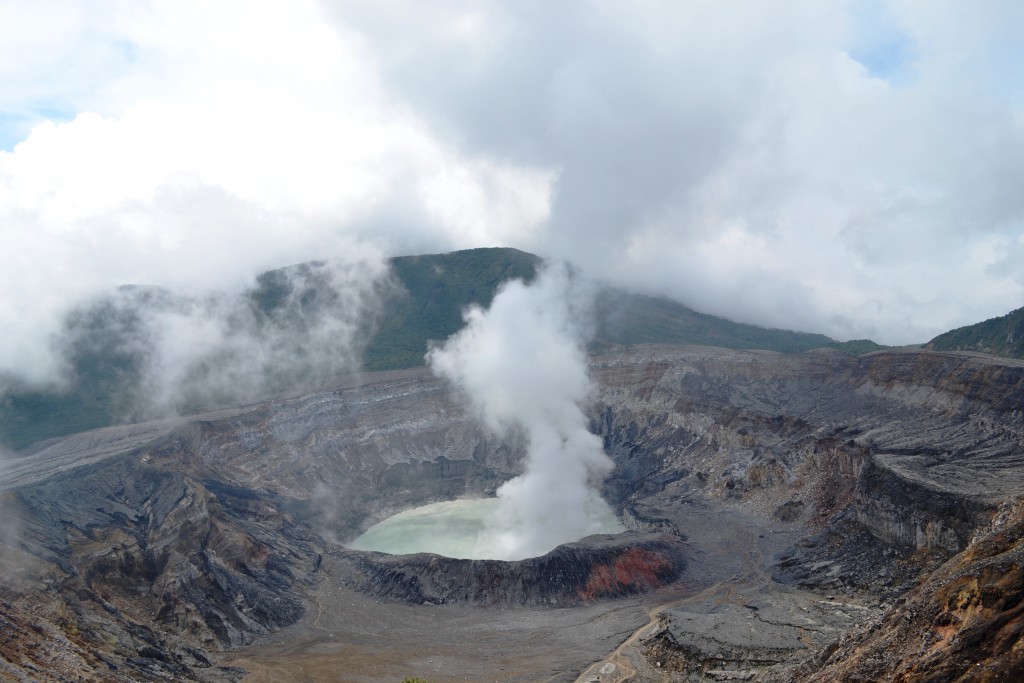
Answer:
0;453;321;680
13;456;318;647
793;498;1024;682
590;347;1024;556
640;589;874;681
584;346;1024;676
340;531;686;606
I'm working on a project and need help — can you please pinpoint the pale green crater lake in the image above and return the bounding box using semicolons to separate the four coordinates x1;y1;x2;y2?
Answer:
348;498;624;560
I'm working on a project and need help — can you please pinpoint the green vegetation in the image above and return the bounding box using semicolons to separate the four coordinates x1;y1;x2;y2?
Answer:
0;387;112;451
363;247;539;370
593;288;836;353
828;339;891;355
364;247;863;366
928;306;1024;359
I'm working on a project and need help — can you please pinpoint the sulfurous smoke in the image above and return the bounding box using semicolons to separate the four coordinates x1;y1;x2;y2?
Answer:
427;262;618;560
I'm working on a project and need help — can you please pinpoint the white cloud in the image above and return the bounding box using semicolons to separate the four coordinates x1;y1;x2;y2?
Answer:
0;0;555;385
1;0;1023;391
330;0;1024;345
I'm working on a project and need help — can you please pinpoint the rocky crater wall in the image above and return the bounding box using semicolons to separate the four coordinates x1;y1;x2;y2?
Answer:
5;344;1024;679
589;347;1024;563
340;531;686;606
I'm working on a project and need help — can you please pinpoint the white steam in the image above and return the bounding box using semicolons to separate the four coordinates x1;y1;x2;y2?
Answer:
139;258;390;414
427;263;618;560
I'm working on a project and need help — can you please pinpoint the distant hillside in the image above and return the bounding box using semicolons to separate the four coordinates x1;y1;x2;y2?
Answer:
1;247;882;450
593;289;835;353
828;339;891;355
363;248;540;370
928;306;1024;359
365;249;846;368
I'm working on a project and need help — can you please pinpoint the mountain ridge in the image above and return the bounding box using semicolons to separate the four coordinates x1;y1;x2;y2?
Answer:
928;305;1024;360
1;247;882;450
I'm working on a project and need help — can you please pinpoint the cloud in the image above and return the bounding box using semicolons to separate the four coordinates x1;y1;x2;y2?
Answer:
50;256;393;419
428;263;618;560
329;0;1024;345
0;0;138;148
2;0;1023;396
0;0;552;388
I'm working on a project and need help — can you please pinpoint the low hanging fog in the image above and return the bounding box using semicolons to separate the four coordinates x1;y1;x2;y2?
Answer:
40;257;392;421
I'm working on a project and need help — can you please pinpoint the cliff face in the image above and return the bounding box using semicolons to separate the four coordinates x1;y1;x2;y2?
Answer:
2;345;1024;680
585;346;1024;679
793;498;1024;683
2;456;320;681
593;347;1024;562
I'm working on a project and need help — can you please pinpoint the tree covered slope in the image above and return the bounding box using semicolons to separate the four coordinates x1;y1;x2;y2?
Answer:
928;306;1024;360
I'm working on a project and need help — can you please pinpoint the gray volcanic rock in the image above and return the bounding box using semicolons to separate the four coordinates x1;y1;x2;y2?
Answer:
583;346;1024;678
592;346;1024;556
2;345;1024;680
341;530;686;606
641;587;874;681
791;497;1024;683
13;456;317;644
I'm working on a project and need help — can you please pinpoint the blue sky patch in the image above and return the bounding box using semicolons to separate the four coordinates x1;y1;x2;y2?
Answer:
846;0;916;84
0;106;77;153
0;114;33;152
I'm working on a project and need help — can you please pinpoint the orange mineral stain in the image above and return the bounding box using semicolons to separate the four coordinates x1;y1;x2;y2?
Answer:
581;548;671;600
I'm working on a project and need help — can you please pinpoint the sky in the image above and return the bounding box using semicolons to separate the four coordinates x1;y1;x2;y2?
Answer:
2;0;1024;387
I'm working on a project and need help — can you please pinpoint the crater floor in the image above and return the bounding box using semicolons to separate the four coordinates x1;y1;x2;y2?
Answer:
230;499;863;683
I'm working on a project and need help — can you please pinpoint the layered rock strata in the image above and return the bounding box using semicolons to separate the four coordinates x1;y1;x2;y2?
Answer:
1;346;1023;679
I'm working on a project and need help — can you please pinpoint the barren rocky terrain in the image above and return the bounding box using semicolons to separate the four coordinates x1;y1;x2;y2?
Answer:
3;344;1024;681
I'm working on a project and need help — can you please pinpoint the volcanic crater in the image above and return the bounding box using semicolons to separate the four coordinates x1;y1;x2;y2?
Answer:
3;345;1024;681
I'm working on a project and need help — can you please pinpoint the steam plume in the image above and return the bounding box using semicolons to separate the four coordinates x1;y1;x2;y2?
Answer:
427;263;617;560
